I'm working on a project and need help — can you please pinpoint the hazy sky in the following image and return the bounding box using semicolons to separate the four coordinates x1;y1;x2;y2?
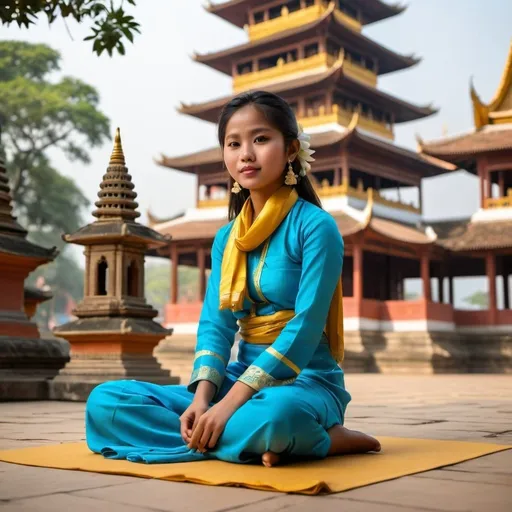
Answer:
4;0;512;227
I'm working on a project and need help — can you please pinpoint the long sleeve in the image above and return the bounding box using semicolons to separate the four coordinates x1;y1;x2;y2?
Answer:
188;224;239;395
238;212;343;391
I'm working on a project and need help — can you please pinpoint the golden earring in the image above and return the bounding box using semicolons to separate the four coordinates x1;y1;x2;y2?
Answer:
231;181;242;194
285;160;298;186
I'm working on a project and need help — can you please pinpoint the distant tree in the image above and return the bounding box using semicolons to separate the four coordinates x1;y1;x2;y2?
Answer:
405;292;420;301
0;1;140;56
0;41;110;326
463;290;489;309
0;41;109;235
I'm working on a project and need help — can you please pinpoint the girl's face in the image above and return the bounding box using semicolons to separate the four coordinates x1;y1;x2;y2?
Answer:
223;104;298;192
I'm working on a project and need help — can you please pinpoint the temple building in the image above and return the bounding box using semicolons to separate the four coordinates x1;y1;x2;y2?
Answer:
0;154;68;400
418;41;512;367
152;1;510;372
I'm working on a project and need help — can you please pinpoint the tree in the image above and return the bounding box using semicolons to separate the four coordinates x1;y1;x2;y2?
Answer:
0;41;110;234
1;1;140;56
463;290;489;309
0;41;110;327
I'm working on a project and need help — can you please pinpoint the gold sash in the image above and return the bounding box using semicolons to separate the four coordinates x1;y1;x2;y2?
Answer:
219;186;344;361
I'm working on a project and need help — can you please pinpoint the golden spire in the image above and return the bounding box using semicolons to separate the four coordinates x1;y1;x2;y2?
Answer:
109;127;126;166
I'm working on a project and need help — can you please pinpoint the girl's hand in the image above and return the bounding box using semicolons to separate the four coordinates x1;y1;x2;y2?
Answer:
180;400;209;444
188;399;237;453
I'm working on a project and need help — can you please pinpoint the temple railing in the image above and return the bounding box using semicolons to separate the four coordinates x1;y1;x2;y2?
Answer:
485;190;512;209
234;50;376;93
316;182;420;213
234;52;337;93
197;183;419;214
248;3;361;42
297;104;394;140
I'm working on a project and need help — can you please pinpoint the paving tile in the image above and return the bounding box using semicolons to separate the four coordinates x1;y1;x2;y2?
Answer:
328;474;512;512
414;468;512;486
0;464;136;500
0;493;156;512
442;450;512;475
228;495;427;512
74;478;278;512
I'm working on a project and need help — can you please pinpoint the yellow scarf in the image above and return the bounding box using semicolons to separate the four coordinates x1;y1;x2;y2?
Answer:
219;186;344;362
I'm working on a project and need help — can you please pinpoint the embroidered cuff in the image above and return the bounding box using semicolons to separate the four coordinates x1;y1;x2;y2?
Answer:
238;364;296;392
188;366;223;394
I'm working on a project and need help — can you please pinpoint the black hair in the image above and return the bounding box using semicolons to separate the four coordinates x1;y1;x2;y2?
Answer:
217;91;322;220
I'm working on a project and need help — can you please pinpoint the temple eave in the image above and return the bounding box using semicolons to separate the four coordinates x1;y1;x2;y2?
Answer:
195;9;418;76
207;0;407;28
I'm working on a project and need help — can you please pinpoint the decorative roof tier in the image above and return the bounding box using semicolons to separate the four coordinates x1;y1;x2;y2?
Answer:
180;58;434;125
195;6;418;76
206;0;405;29
92;128;140;221
431;218;512;252
65;129;169;247
158;116;454;177
154;187;436;248
471;40;512;129
0;155;58;261
419;40;512;171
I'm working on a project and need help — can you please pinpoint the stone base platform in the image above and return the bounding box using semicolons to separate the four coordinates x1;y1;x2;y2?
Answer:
0;336;70;401
49;353;179;401
155;330;512;381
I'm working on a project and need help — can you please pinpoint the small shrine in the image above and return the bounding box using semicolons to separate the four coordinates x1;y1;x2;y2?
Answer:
52;129;178;401
0;153;67;401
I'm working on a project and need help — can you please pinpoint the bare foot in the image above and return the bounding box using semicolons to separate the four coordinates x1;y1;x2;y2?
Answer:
327;425;381;456
262;451;280;467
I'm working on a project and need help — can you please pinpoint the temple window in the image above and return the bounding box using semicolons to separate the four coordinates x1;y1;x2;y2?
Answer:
259;49;298;70
127;260;140;297
237;61;253;75
96;257;109;296
304;42;319;58
254;10;265;24
305;0;315;6
289;101;299;115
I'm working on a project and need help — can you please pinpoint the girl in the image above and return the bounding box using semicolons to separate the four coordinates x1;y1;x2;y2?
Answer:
85;91;380;467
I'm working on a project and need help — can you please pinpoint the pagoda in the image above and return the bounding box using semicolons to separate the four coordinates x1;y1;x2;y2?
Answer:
419;41;512;371
152;0;480;373
51;129;178;400
0;153;68;400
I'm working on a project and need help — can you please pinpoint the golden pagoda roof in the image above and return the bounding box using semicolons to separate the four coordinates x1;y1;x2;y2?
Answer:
158;118;454;177
195;6;418;76
179;61;435;124
206;0;405;28
471;39;512;129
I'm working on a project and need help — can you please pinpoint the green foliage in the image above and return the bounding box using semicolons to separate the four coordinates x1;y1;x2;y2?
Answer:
145;262;204;317
0;41;110;326
0;41;110;233
463;290;489;309
0;1;140;56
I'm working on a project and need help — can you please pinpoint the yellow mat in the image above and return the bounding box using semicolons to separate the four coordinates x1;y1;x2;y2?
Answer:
0;438;509;495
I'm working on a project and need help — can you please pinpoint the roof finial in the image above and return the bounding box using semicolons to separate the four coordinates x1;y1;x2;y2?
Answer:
110;127;126;166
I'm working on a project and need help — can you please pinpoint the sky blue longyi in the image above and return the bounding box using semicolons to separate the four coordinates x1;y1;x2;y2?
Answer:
85;199;351;464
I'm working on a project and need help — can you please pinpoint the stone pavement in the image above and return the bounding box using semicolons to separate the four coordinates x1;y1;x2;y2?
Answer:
0;375;511;511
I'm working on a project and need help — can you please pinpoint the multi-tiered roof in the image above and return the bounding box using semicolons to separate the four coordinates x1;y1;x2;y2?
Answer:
156;0;454;247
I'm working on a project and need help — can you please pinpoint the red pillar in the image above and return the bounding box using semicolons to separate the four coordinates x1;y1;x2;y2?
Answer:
486;252;497;324
198;245;206;301
353;243;363;302
421;253;431;301
477;158;486;208
170;244;178;304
